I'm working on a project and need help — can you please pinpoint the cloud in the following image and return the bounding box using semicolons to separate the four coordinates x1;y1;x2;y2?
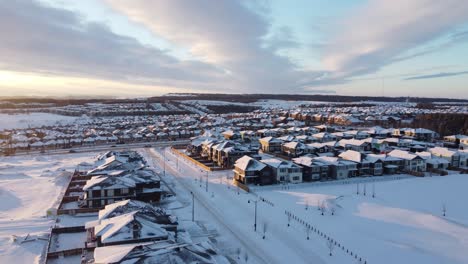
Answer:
403;71;468;80
322;0;468;79
104;0;330;93
0;0;228;92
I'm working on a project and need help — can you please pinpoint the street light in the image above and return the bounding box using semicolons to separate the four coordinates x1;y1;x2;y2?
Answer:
163;148;166;177
191;191;195;222
205;171;209;192
248;199;258;232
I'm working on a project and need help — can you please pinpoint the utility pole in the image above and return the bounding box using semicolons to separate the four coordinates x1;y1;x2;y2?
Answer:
191;191;195;222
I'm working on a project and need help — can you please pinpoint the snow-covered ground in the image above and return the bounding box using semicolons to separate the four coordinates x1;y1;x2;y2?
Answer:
0;113;88;130
0;152;97;264
255;175;468;264
147;147;468;264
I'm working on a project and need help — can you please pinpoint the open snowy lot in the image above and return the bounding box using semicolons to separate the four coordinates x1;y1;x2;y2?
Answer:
149;147;468;264
0;152;97;264
0;113;89;130
255;174;468;264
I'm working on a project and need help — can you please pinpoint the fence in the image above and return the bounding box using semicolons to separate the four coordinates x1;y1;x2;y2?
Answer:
171;147;226;171
232;180;250;193
285;210;368;264
251;175;409;192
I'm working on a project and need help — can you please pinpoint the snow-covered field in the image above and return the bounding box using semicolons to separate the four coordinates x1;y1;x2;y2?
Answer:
149;147;468;264
0;152;97;264
256;175;468;264
0;113;88;130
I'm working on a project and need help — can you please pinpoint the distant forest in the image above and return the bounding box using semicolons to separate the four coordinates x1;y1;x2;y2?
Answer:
410;114;468;136
1;93;467;107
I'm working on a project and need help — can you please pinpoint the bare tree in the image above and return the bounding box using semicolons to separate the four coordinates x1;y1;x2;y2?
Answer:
287;214;291;227
305;226;310;240
363;183;367;196
243;252;249;263
262;221;268;239
356;183;360;195
236;248;241;259
305;200;309;210
442;203;447;217
330;207;336;216
317;199;321;211
327;239;335;256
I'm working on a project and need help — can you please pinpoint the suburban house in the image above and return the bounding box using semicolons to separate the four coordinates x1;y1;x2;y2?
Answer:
233;155;274;185
97;199;176;225
293;155;329;181
86;154;146;176
311;132;337;143
393;128;437;142
81;170;163;208
336;139;371;152
388;149;426;172
429;147;468;168
91;240;228;264
211;141;257;168
338;150;383;176
312;156;357;179
281;141;314;157
85;210;169;247
261;158;303;183
443;134;468;148
365;154;404;174
416;151;450;170
259;136;283;153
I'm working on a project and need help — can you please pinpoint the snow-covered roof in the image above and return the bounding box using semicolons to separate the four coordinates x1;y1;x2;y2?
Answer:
93;211;168;244
429;147;459;157
388;149;419;160
338;150;363;163
262;158;299;169
234;155;266;171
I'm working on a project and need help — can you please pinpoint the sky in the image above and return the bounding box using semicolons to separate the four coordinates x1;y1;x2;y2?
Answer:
0;0;467;99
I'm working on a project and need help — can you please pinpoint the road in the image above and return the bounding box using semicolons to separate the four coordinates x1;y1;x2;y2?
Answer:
145;147;330;264
144;148;273;264
2;140;189;157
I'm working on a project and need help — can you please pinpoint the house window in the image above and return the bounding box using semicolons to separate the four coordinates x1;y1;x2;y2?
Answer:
107;189;114;197
92;190;101;198
121;188;129;194
292;176;300;181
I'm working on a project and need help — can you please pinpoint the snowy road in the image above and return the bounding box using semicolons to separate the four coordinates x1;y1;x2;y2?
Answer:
143;148;335;264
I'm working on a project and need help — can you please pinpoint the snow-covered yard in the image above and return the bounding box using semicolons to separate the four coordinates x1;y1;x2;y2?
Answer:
0;152;97;264
147;147;468;264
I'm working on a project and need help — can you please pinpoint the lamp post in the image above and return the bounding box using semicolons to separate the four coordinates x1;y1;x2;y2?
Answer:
191;191;195;222
248;199;258;232
163;148;166;177
205;171;209;192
